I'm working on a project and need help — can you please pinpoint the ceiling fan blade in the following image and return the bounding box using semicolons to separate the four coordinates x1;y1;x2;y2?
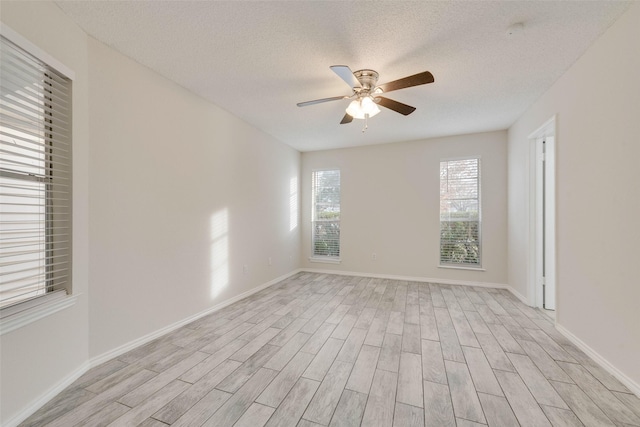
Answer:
376;71;434;93
340;113;353;124
376;97;417;116
330;65;362;89
297;95;347;107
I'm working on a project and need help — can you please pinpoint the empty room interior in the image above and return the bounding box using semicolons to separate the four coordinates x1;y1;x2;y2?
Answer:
1;1;640;426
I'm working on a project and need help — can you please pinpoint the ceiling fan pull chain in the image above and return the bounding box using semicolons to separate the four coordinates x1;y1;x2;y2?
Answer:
363;114;369;133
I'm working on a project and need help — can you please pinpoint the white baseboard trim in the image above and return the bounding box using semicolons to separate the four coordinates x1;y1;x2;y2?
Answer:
505;285;532;306
89;269;301;368
3;361;90;427
300;268;509;290
555;324;640;398
303;267;538;313
305;268;640;396
4;269;301;427
11;267;637;427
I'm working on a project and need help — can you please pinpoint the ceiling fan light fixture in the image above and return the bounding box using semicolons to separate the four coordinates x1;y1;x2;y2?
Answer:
346;96;381;119
297;65;434;126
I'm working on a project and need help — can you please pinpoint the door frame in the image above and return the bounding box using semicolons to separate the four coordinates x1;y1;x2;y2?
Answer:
528;115;556;310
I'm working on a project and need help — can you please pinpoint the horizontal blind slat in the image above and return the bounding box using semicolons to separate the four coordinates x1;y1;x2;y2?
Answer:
0;129;71;153
1;34;72;310
312;169;341;257
0;57;72;101
0;46;70;87
439;159;480;266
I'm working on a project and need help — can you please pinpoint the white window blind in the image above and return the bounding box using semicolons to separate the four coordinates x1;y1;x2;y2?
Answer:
312;169;340;258
0;35;72;309
440;158;481;266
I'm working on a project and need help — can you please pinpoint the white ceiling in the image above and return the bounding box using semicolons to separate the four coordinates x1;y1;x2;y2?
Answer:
55;1;630;152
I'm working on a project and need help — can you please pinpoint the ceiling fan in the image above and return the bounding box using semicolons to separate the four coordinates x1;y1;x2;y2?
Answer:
297;65;434;129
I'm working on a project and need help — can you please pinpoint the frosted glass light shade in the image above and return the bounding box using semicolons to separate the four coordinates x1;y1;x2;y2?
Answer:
346;97;380;119
361;96;380;116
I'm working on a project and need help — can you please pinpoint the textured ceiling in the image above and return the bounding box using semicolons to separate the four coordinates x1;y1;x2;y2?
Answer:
55;1;630;152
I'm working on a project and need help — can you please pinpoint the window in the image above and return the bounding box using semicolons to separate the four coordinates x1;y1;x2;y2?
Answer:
440;158;481;266
0;33;72;310
311;169;340;259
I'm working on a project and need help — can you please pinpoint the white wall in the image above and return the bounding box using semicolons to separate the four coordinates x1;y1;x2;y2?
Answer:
1;1;90;424
301;131;508;286
508;3;640;388
0;1;301;424
87;38;300;358
3;0;639;423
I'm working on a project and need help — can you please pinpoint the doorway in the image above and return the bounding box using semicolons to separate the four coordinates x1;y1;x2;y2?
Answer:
529;117;556;311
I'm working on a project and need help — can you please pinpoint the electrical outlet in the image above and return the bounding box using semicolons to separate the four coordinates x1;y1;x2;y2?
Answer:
243;264;249;274
268;257;272;266
372;253;377;260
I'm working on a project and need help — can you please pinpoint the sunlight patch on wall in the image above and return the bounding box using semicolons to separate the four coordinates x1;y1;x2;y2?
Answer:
290;176;298;232
210;208;229;299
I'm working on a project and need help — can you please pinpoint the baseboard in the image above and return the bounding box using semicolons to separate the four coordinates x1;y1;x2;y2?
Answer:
505;285;532;306
304;268;639;396
12;267;637;427
303;268;537;311
302;269;532;309
3;269;301;427
89;268;301;368
3;361;90;427
300;267;510;290
556;324;640;397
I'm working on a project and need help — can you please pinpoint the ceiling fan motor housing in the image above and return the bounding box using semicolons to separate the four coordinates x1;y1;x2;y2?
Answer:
353;69;379;91
296;65;434;123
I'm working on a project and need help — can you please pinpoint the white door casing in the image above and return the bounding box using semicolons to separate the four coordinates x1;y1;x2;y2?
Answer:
529;116;556;311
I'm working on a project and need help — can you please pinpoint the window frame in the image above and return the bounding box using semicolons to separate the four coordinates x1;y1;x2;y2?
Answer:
310;168;341;264
0;24;76;334
439;156;482;269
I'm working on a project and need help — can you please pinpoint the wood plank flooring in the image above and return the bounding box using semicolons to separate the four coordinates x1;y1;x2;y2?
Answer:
22;273;640;427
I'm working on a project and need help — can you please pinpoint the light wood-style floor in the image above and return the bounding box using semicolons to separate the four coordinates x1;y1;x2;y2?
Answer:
23;273;640;426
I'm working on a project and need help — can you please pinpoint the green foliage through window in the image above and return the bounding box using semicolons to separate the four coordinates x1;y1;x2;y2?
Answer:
440;159;480;266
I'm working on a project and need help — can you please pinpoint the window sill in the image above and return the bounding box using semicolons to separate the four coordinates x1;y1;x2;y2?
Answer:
0;291;79;336
309;257;342;265
438;265;485;272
